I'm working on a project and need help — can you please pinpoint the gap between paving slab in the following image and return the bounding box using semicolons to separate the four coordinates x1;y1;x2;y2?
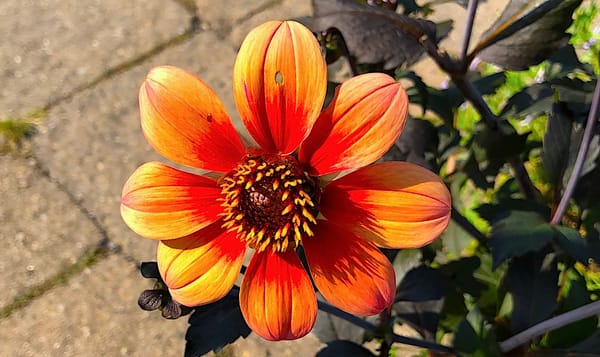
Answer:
0;154;109;309
32;29;241;263
0;254;188;357
31;0;320;264
4;1;505;355
0;0;193;119
3;0;295;317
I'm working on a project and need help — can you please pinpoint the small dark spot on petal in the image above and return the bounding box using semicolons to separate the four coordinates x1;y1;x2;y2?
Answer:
275;71;283;85
206;113;213;123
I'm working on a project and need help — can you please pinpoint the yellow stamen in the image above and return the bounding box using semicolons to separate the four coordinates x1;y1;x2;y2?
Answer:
218;154;320;253
302;208;316;224
303;222;314;236
281;203;293;215
244;180;253;190
281;224;289;237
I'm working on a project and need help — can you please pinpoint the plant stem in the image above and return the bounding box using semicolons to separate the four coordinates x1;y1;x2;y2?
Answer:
508;157;541;202
452;76;498;129
460;0;479;64
451;206;487;245
236;269;454;354
551;77;600;224
317;300;455;354
499;300;600;352
415;13;543;202
451;76;540;201
378;306;393;357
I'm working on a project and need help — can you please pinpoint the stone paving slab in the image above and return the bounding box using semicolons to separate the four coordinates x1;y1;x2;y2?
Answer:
227;0;313;47
194;0;312;45
195;0;275;37
232;332;324;357
0;0;191;118
1;0;524;356
0;254;188;357
0;155;103;307
32;30;242;262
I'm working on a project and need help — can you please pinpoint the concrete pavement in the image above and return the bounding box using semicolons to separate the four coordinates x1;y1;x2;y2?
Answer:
0;0;510;355
0;1;322;355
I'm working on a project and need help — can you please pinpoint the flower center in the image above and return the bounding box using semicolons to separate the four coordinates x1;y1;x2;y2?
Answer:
219;153;320;253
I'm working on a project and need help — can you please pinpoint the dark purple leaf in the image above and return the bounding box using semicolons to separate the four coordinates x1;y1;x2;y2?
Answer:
476;0;583;70
140;261;160;279
184;290;250;357
477;201;553;269
394;300;443;341
396;265;449;301
381;117;438;170
504;251;558;333
311;0;439;70
542;270;597;348
316;340;376;357
542;101;573;187
552;226;590;265
453;306;501;356
440;257;486;297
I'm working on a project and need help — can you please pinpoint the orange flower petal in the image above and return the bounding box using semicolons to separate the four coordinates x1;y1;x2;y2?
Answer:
321;162;451;248
233;21;327;154
121;162;222;240
239;250;317;340
157;222;246;307
299;73;408;176
304;220;395;316
140;65;245;172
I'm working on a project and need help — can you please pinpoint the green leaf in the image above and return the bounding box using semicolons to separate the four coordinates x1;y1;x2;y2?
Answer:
552;226;590;264
316;340;376;357
453;307;501;356
184;291;251;357
505;251;559;333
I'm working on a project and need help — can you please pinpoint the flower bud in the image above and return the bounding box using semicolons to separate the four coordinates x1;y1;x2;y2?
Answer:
138;289;163;311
